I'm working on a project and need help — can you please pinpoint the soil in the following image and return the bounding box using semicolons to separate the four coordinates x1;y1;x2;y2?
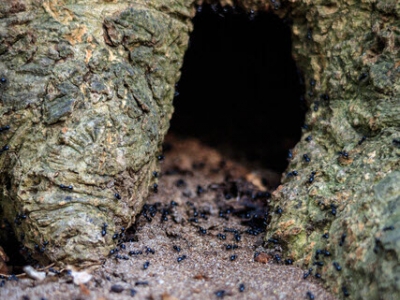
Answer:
0;134;337;300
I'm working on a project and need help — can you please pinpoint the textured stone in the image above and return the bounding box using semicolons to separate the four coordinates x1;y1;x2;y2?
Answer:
261;0;400;299
0;0;192;267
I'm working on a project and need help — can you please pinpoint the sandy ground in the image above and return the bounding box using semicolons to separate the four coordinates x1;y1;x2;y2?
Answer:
0;134;337;300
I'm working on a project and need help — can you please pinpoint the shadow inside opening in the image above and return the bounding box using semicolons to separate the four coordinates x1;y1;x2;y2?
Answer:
169;5;306;173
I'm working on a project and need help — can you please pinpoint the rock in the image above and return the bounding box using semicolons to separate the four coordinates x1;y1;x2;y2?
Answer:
260;0;400;299
67;266;93;285
0;0;192;267
23;265;46;281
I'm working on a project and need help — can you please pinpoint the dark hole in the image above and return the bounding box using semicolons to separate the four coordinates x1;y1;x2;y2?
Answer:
0;176;34;274
0;217;32;275
373;36;386;54
170;5;306;172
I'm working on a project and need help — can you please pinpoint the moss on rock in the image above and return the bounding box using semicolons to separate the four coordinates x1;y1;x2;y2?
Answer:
262;0;400;299
0;0;192;267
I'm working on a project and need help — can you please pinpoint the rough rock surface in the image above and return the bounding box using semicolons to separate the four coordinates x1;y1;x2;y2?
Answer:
261;1;400;300
0;0;192;267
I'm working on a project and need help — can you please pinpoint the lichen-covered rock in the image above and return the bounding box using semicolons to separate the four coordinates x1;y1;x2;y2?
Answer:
262;0;400;299
0;0;192;267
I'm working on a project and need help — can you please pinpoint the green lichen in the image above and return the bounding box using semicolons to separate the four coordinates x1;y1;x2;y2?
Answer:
262;0;400;299
0;0;192;267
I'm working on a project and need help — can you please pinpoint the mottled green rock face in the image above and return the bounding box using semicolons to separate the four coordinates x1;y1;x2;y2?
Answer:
262;0;400;299
0;0;191;266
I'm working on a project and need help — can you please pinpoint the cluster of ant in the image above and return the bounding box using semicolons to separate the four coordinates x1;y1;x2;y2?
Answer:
94;73;397;298
98;142;275;297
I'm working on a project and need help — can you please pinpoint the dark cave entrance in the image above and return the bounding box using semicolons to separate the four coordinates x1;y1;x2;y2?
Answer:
169;4;306;173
